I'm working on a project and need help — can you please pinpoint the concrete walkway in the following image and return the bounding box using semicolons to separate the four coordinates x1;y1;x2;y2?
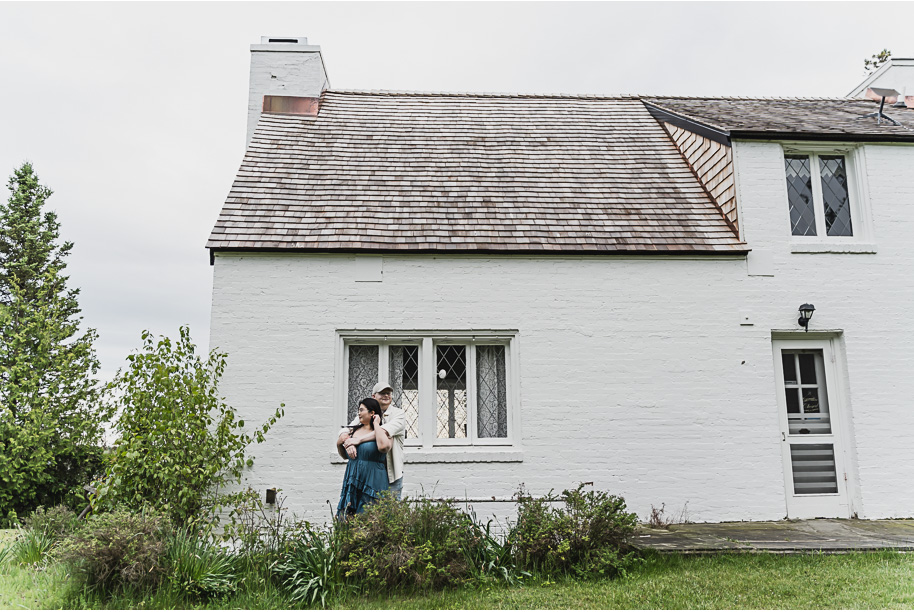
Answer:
635;519;914;554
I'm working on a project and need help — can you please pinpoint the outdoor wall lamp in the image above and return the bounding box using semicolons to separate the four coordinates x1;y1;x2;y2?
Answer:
798;304;816;332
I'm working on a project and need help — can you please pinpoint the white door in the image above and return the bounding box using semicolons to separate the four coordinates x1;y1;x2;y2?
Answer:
772;339;850;518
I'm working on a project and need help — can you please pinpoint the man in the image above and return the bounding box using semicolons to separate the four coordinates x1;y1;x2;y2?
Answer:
336;381;406;499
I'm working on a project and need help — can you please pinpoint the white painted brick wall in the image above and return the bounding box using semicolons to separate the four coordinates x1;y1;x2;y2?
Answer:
246;42;330;147
209;141;914;524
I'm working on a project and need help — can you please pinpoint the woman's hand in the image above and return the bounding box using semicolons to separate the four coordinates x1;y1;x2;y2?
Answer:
372;414;381;428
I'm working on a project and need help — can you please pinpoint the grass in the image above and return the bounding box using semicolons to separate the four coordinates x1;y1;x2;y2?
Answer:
332;551;914;609
1;543;912;609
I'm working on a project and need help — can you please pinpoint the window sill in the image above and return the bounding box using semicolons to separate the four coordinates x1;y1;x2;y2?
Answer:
330;448;523;464
790;243;877;254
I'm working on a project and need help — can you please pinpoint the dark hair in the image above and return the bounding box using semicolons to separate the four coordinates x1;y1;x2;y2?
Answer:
355;397;383;430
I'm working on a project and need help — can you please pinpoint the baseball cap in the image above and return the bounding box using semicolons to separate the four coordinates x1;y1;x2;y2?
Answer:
372;382;393;394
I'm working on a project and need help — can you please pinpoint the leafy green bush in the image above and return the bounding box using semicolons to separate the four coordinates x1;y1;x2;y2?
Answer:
276;525;346;607
166;529;237;598
94;327;283;527
23;505;79;540
511;484;639;578
58;507;172;590
338;495;479;590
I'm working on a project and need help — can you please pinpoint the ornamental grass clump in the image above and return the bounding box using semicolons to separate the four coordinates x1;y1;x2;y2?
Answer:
338;494;479;590
511;483;639;578
275;524;346;607
165;529;237;599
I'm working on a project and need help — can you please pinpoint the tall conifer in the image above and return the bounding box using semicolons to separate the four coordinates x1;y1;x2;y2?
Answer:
0;163;106;520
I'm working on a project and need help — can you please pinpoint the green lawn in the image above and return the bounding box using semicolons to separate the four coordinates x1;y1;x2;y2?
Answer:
1;540;912;610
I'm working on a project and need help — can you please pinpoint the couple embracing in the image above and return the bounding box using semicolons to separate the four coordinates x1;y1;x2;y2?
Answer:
335;382;405;518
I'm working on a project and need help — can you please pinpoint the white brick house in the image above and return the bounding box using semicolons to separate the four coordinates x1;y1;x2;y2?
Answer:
208;38;914;523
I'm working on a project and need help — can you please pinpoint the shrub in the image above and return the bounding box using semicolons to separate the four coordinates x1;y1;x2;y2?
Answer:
338;494;479;590
57;507;172;590
166;529;237;599
24;505;79;540
95;327;283;528
511;483;639;578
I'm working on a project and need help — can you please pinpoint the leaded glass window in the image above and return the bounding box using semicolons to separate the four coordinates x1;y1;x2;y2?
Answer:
347;345;378;422
785;155;817;236
819;156;852;236
436;346;468;439
783;152;854;238
390;345;420;439
476;346;507;438
343;336;514;445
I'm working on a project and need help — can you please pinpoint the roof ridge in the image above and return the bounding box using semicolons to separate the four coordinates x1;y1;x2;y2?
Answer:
324;89;641;100
644;95;877;102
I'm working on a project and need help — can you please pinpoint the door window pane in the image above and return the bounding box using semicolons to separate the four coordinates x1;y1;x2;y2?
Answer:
785;155;817;236
348;345;378;422
785;388;800;414
782;353;797;384
436;346;467;439
476;346;508;438
798;353;817;384
802;389;820;413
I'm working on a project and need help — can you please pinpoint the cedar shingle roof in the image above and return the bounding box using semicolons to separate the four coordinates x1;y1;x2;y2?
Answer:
208;92;746;254
644;97;914;140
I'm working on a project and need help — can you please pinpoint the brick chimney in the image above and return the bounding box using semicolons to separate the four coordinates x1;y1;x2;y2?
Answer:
847;57;914;101
247;36;330;147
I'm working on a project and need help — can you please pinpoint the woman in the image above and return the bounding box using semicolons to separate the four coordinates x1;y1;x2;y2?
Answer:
336;397;391;518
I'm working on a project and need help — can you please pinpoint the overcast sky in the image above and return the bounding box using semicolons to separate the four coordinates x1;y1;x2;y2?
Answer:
1;1;911;382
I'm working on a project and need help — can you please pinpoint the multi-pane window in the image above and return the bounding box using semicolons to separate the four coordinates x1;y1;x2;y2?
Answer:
343;336;513;446
784;153;853;238
780;350;831;435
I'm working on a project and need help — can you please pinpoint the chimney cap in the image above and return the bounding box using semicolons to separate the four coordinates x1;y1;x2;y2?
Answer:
260;36;308;44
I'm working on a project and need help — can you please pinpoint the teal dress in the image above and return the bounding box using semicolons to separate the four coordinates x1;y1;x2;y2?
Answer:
337;439;389;517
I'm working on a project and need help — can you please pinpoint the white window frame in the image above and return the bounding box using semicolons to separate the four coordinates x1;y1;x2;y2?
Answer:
781;143;875;253
336;330;520;449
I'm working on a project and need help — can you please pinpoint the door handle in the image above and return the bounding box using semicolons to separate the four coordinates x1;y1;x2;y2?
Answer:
781;432;786;442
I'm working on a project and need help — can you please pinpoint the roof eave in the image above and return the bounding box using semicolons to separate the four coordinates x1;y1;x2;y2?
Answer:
729;130;914;143
207;245;750;265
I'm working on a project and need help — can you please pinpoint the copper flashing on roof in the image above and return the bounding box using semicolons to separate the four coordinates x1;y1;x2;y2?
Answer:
262;95;320;116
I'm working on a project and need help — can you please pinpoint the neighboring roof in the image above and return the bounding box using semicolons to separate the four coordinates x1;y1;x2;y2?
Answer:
846;58;914;98
208;91;746;255
644;97;914;143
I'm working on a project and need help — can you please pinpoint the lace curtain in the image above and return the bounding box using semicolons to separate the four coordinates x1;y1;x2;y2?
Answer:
347;345;378;422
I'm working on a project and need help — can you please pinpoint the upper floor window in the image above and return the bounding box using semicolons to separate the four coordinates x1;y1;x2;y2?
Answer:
781;145;875;253
341;332;517;447
784;153;853;237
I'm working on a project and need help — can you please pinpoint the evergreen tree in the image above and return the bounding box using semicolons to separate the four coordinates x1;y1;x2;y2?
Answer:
0;163;107;521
